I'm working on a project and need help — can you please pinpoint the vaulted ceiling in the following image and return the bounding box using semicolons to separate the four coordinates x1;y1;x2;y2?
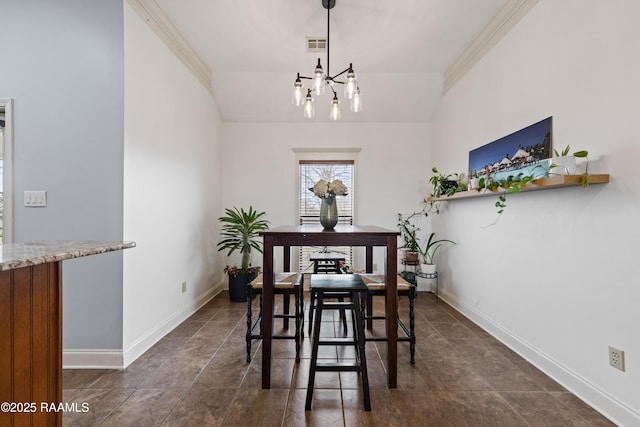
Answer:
150;0;514;122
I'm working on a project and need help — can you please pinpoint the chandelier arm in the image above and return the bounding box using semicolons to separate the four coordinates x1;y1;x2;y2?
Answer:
298;75;313;80
330;67;352;81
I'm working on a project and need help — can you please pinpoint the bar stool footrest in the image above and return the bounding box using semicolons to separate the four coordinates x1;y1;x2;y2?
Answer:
317;338;357;346
315;362;362;371
322;302;355;310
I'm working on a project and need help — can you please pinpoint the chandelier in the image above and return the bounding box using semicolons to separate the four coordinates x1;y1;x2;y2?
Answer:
291;0;362;120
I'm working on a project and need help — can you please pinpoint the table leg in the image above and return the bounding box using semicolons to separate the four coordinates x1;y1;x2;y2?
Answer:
284;245;291;272
261;239;274;389
385;236;398;388
365;246;374;330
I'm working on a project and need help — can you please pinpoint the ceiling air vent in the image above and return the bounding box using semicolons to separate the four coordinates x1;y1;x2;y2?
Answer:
306;37;327;53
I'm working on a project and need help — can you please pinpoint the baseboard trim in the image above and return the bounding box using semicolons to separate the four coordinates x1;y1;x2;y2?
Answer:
438;289;639;427
122;283;223;367
62;283;223;369
63;350;124;369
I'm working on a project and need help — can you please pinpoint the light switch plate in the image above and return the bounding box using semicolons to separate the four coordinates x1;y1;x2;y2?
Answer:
24;191;47;207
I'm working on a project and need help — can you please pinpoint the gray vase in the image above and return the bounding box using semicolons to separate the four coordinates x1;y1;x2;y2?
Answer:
319;197;338;229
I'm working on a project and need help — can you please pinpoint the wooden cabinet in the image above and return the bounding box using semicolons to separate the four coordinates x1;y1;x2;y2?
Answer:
1;263;62;426
0;241;135;426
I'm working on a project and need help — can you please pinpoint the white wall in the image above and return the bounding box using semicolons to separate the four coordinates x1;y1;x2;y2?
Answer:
431;1;640;425
122;3;223;365
221;122;431;275
0;0;125;350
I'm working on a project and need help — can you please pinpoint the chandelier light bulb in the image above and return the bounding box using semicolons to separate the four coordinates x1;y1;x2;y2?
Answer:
292;74;304;106
313;58;326;96
344;65;357;99
330;93;341;121
303;89;315;119
350;87;362;112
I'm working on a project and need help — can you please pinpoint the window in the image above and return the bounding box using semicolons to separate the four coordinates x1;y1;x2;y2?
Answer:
299;160;354;271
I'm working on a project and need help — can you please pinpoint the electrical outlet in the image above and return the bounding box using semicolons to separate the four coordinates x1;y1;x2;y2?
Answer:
609;346;625;371
373;263;378;272
181;281;187;293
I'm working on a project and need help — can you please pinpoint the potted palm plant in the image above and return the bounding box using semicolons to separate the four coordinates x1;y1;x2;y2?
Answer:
417;232;455;274
217;206;269;302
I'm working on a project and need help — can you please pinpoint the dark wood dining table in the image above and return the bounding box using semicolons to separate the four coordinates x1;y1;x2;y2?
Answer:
259;225;400;389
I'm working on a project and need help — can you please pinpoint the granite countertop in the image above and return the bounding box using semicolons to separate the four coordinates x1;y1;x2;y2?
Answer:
0;241;136;271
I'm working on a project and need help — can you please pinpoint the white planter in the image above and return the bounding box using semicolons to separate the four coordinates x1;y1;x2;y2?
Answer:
469;178;481;190
420;263;436;274
551;155;575;175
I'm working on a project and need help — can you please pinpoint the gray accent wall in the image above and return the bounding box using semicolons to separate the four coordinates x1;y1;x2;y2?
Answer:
0;0;125;349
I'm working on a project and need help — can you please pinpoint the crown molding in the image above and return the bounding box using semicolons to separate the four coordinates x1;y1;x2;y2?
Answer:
126;0;212;93
444;0;539;93
293;148;362;153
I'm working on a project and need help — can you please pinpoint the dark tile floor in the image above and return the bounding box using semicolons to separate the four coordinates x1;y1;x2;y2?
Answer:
62;289;615;426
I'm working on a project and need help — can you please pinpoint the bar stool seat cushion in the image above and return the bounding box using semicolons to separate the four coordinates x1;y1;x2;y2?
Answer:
357;274;411;290
250;273;299;289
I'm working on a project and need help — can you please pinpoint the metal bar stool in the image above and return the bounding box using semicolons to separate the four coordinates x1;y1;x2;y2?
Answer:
246;273;304;363
306;274;371;412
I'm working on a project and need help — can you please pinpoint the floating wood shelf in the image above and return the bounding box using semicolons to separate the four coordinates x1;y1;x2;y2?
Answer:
426;174;610;202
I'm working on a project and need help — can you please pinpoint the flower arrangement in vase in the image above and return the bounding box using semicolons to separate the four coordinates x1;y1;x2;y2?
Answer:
309;179;348;229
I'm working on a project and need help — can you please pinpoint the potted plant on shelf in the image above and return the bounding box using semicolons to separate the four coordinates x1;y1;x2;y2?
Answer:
550;144;590;187
217;206;269;302
418;232;455;274
425;167;468;215
429;167;468;198
469;170;481;190
397;213;420;265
